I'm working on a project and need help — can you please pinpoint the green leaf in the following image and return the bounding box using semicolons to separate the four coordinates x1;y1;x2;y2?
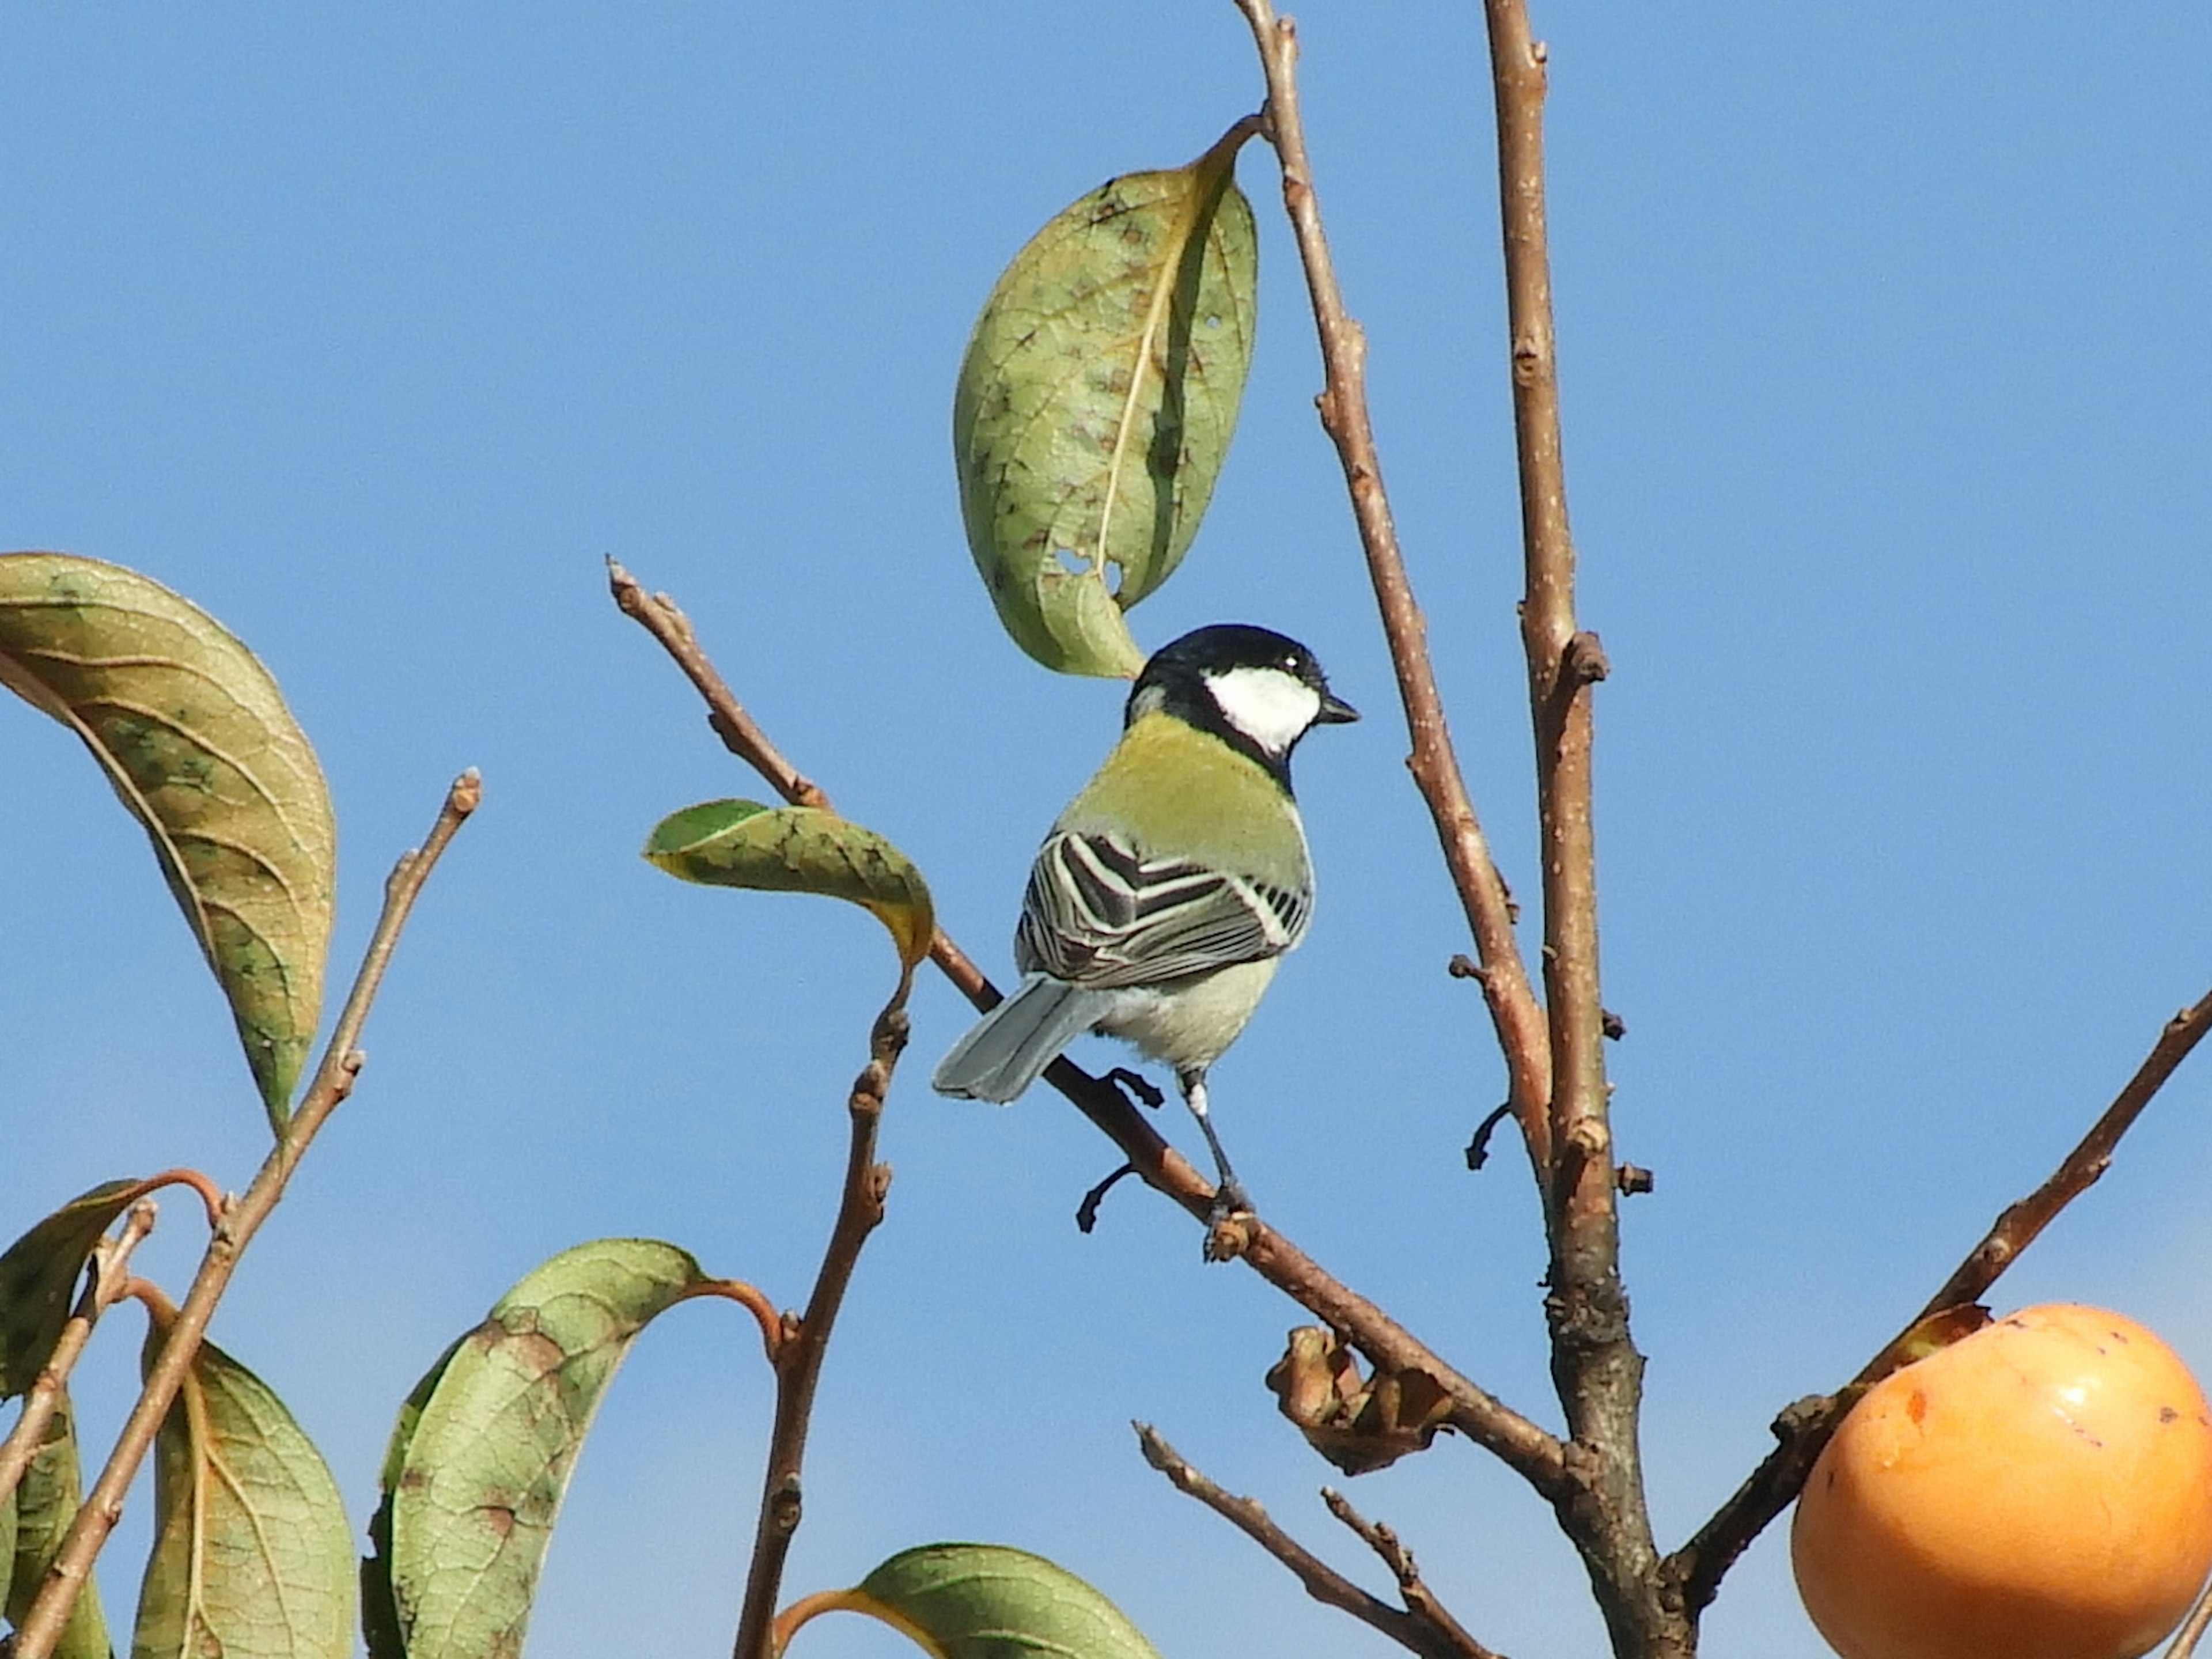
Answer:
6;1387;115;1659
857;1544;1165;1659
0;1179;143;1399
1;1475;16;1612
375;1240;717;1659
644;800;935;971
803;1543;1166;1659
953;130;1258;677
359;1335;463;1659
132;1318;355;1659
0;552;336;1126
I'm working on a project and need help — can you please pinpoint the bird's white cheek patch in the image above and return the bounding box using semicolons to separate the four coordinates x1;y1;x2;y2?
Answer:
1206;666;1323;754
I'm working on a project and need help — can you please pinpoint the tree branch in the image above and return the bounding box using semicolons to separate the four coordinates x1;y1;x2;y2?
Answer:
1321;1486;1503;1659
609;569;1569;1499
9;771;479;1659
1226;0;1553;1176
1137;1423;1503;1659
732;983;911;1659
1667;986;2212;1614
0;1199;157;1509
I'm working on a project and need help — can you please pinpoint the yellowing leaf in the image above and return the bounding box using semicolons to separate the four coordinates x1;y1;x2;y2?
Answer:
643;800;935;971
0;553;336;1126
0;1178;142;1399
953;129;1258;677
783;1543;1165;1659
5;1388;115;1659
132;1316;356;1659
369;1240;718;1659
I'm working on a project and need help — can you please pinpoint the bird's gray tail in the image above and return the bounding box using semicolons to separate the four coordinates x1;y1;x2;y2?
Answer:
932;975;1117;1103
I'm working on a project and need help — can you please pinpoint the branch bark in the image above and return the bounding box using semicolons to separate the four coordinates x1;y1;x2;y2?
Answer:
609;569;1569;1498
732;988;911;1659
8;770;479;1659
1227;0;1553;1177
1137;1423;1502;1659
1463;5;1671;1651
1667;986;2212;1613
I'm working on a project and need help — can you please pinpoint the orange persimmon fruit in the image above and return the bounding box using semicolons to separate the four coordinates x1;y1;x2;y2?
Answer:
1791;1302;2212;1659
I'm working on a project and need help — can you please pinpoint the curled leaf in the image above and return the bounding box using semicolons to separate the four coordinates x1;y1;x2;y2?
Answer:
643;800;935;971
371;1240;719;1659
781;1543;1165;1659
953;127;1258;677
0;552;336;1125
0;1177;147;1399
5;1387;114;1659
1265;1326;1452;1476
133;1305;355;1659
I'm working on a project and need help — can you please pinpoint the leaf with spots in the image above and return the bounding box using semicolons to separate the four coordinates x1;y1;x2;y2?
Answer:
953;127;1259;677
779;1543;1166;1658
131;1300;355;1659
369;1240;725;1659
0;1176;151;1399
644;800;935;972
0;553;336;1128
5;1387;113;1659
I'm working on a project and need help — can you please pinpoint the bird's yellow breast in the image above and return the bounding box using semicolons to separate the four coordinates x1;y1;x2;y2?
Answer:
1054;711;1312;889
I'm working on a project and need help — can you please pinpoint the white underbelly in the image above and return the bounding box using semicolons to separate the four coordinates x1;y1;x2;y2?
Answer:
1094;959;1281;1074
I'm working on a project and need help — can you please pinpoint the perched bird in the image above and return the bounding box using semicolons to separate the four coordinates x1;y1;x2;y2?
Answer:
933;623;1357;1216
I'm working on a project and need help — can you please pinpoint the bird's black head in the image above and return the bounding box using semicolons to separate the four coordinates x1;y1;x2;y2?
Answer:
1126;623;1358;790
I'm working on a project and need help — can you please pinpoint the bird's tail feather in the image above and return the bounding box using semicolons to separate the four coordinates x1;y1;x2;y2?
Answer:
932;975;1117;1103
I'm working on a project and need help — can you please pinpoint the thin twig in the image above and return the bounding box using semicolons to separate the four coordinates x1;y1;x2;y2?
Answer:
1225;1;1553;1175
731;980;912;1659
2163;1569;2212;1659
1137;1424;1500;1659
1321;1488;1502;1659
611;571;1569;1497
9;770;479;1659
0;1200;158;1509
1668;987;2212;1613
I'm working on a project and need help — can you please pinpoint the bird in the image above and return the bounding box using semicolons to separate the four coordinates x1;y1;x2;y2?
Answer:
933;622;1357;1218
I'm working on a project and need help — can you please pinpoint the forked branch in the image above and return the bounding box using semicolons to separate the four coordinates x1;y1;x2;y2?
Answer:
8;771;480;1659
609;567;1569;1496
1137;1423;1502;1659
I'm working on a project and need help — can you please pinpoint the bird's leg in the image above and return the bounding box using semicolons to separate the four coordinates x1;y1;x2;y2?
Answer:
1178;1067;1251;1221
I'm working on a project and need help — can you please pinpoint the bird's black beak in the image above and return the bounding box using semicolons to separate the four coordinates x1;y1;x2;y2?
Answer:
1317;691;1360;725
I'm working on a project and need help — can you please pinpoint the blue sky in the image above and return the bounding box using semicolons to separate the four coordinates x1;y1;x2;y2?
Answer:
5;5;2210;1656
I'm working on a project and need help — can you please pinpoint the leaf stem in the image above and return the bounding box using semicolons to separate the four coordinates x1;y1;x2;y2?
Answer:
7;771;478;1659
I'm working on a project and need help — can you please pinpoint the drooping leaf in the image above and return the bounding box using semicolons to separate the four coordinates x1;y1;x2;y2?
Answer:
360;1334;463;1659
131;1312;355;1659
376;1240;717;1659
6;1387;115;1659
0;1179;143;1399
0;552;336;1126
953;129;1258;677
644;801;935;970
789;1543;1165;1659
1264;1326;1453;1476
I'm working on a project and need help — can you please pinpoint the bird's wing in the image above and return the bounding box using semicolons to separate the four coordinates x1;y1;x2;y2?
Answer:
1014;830;1309;989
